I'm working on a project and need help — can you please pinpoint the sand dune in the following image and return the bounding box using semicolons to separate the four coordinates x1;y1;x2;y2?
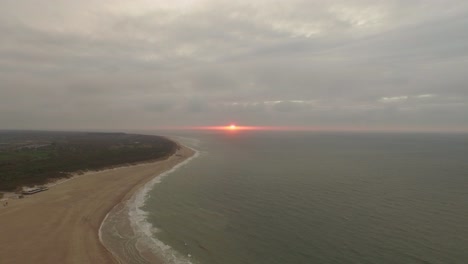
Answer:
0;145;194;264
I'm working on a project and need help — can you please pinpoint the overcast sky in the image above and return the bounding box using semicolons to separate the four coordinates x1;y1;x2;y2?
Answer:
1;0;468;132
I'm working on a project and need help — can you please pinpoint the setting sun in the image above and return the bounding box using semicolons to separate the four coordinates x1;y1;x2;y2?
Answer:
229;124;237;130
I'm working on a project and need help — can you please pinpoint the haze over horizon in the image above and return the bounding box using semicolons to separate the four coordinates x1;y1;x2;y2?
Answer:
1;0;468;132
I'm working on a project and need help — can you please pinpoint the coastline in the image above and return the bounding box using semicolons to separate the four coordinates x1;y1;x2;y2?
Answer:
100;144;198;264
0;141;195;264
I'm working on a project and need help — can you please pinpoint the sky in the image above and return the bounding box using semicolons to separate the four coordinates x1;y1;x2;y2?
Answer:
1;0;468;132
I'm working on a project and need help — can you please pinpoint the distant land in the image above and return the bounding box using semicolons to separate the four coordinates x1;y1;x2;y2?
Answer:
0;130;177;192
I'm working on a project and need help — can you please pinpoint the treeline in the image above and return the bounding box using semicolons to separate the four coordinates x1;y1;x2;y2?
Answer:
0;131;177;191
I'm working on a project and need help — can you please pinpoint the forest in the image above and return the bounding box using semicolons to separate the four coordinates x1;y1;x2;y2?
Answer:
0;131;177;191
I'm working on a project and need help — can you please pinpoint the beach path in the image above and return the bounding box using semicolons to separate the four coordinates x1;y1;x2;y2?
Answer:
0;146;193;264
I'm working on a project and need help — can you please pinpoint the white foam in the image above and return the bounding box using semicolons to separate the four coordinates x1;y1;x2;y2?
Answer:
99;210;124;264
127;146;201;264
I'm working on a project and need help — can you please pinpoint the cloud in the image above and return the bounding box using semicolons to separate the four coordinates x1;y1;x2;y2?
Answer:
379;96;409;103
1;0;468;131
415;94;436;99
379;94;439;103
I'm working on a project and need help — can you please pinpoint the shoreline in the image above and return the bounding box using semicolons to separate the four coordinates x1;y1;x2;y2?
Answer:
100;144;198;264
0;141;195;264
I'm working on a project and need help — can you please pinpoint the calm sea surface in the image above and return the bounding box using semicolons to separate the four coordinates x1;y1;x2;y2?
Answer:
142;131;468;264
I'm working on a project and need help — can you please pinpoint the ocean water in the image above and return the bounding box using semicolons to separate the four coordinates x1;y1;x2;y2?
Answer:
120;131;468;264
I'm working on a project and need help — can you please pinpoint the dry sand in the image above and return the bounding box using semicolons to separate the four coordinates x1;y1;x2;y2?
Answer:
0;145;194;264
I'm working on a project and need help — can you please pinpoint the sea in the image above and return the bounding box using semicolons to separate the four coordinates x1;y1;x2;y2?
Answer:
101;131;468;264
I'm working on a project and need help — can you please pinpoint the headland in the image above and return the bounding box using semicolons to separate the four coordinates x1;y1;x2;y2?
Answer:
0;132;194;264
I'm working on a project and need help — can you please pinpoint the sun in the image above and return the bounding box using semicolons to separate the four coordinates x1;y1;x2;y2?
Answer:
228;124;237;130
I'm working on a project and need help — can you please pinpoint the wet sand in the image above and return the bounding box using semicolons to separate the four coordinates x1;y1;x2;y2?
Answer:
0;144;194;264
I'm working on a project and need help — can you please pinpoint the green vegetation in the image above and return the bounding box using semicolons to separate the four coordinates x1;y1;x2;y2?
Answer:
0;131;177;191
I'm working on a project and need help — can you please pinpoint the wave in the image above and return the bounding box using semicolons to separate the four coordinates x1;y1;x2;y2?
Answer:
100;144;201;264
129;147;200;264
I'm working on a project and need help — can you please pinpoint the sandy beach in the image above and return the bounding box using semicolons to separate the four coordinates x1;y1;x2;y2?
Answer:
0;144;194;264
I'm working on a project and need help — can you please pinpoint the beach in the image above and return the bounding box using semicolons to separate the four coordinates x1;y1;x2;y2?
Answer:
0;143;194;264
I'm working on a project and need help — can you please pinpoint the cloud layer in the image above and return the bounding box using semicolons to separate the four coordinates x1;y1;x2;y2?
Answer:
1;0;468;131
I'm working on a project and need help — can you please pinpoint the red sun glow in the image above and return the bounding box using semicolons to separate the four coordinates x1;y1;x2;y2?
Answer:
163;124;323;131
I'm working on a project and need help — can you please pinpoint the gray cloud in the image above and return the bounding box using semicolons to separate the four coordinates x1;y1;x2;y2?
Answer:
1;0;468;131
